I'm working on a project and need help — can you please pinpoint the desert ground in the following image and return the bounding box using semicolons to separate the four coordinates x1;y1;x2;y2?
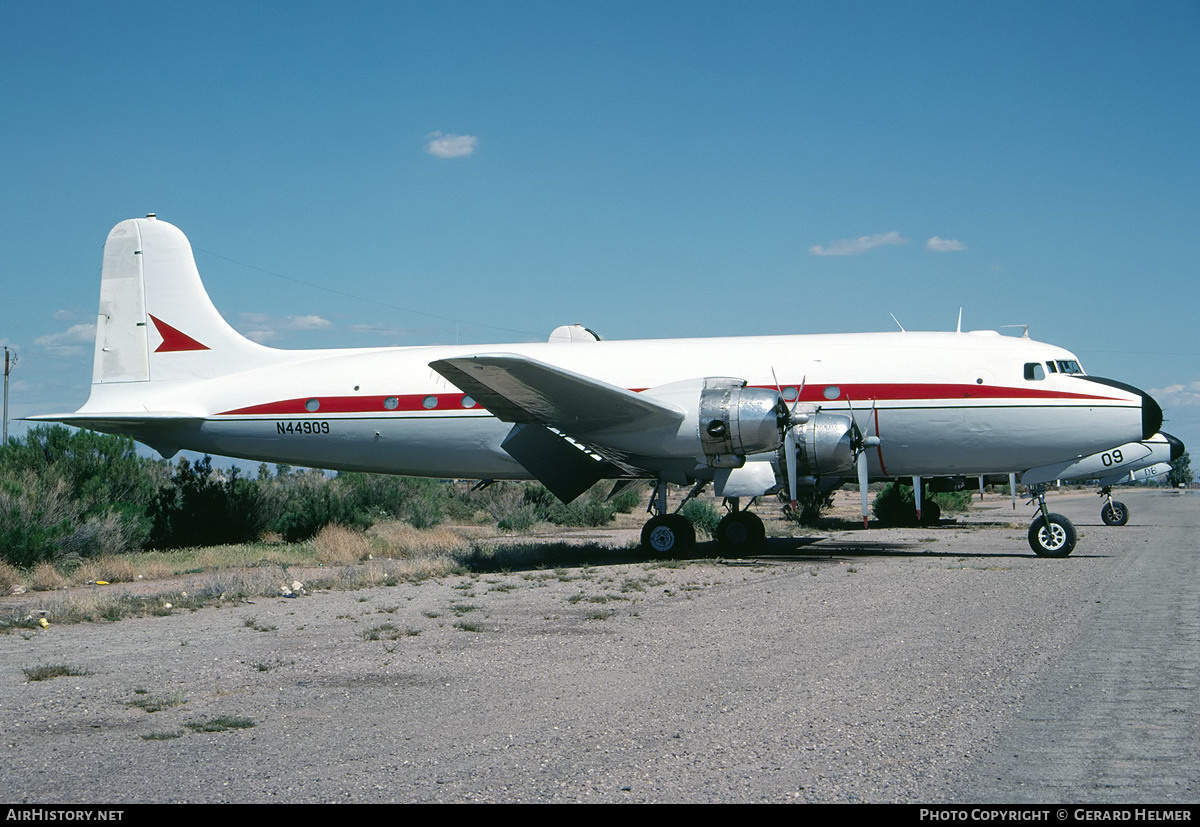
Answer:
1;487;1196;804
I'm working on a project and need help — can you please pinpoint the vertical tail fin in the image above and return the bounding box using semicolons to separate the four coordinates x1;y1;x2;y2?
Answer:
93;215;272;384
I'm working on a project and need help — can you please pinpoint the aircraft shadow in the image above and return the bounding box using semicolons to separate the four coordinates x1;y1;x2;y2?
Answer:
694;535;1087;562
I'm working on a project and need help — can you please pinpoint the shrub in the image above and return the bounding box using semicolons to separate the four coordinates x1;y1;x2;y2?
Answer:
872;482;970;525
679;499;721;538
0;426;159;561
786;488;836;527
149;457;273;548
268;474;368;543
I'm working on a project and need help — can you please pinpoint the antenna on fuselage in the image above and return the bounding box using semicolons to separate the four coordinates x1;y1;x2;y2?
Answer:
889;313;906;332
956;308;963;333
1000;324;1031;338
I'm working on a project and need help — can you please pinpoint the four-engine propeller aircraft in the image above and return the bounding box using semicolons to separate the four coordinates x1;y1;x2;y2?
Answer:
35;216;1166;557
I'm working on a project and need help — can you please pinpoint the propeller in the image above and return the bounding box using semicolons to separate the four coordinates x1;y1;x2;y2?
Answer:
845;395;881;528
772;370;807;512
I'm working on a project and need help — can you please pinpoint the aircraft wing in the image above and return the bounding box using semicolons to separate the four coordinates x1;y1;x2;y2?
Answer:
429;353;683;434
430;353;685;501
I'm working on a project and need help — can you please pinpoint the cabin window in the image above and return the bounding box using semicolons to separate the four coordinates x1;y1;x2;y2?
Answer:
422;395;438;409
461;396;476;409
383;396;399;410
1024;363;1045;381
305;398;320;412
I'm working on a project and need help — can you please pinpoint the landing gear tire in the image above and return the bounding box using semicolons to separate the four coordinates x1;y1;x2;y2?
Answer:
1028;512;1077;557
716;511;766;551
919;500;941;526
641;514;696;556
1101;501;1129;526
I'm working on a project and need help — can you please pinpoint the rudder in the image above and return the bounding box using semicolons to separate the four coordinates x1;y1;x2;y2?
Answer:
92;215;272;384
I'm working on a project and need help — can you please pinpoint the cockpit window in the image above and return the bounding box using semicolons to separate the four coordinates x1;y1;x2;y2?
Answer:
1024;362;1045;381
1045;361;1058;373
1056;360;1082;375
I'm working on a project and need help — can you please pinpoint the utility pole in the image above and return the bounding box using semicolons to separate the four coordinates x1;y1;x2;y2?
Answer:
2;346;14;445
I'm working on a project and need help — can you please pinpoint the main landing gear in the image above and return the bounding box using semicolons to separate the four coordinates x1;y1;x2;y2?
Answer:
1099;486;1130;526
640;480;697;556
638;482;767;555
714;499;766;550
1025;484;1077;557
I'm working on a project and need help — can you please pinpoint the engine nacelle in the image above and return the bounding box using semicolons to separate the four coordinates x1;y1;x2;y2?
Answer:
783;413;857;477
636;377;786;468
696;378;787;467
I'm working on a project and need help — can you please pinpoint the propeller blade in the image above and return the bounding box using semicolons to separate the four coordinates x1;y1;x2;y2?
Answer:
785;426;798;510
857;448;869;528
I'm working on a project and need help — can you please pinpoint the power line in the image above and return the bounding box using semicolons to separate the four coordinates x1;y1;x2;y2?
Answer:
193;247;540;339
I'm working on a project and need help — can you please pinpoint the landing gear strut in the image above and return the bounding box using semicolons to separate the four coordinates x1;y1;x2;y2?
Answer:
1026;484;1077;557
1099;486;1130;526
639;480;697;556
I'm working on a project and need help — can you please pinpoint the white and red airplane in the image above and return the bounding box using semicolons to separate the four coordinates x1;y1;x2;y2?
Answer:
36;216;1165;557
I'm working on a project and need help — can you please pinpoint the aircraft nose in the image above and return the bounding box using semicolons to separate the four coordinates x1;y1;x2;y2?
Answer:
1141;389;1164;440
1077;376;1162;440
1163;432;1185;461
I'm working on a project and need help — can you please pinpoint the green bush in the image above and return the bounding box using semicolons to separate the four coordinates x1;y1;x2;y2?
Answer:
0;426;159;563
149;457;273;548
872;482;971;526
784;488;836;527
335;473;447;528
679;499;721;538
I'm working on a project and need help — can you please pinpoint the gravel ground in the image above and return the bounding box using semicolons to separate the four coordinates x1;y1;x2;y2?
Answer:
1;488;1195;804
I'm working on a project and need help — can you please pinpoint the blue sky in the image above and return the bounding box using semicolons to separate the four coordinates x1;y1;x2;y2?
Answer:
2;0;1198;459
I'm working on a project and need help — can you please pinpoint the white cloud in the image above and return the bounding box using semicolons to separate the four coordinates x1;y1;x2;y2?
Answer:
808;231;908;257
35;323;95;347
927;236;967;252
1150;381;1200;409
424;132;478;159
286;315;333;330
244;329;278;344
237;312;332;340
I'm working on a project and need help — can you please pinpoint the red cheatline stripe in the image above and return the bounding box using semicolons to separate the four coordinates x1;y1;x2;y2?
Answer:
216;382;1122;417
219;394;479;416
754;382;1118;402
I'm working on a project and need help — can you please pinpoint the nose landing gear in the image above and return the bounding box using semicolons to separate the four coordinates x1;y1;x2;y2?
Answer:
1099;486;1130;526
1026;484;1077;557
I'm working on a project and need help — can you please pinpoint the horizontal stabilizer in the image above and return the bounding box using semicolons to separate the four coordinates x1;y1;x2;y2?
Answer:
430;353;683;434
24;412;201;458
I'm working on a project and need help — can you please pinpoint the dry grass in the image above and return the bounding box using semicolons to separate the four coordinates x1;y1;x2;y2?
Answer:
0;519;639;631
0;561;23;594
29;563;70;591
369;522;470;557
313;525;376;565
73;555;145;584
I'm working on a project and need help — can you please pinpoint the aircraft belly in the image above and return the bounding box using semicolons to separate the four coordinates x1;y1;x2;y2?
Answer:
870;403;1141;475
196;416;527;478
